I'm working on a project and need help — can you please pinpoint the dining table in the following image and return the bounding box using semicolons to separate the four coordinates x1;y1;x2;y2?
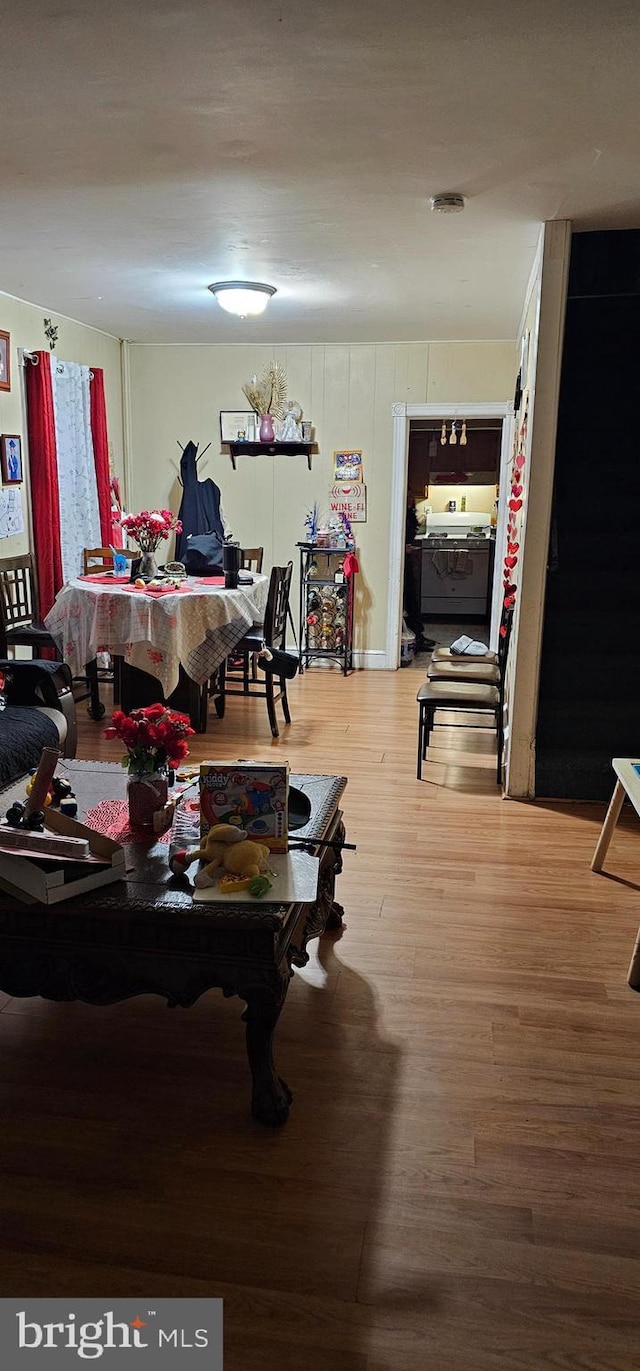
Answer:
44;571;269;729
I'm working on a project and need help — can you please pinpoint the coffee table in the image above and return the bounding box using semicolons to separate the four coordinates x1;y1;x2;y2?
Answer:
0;761;347;1125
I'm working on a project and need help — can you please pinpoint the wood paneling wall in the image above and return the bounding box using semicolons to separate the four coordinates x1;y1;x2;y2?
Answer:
128;342;514;659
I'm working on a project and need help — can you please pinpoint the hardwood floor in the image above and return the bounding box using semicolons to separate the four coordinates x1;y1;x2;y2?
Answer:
2;666;640;1369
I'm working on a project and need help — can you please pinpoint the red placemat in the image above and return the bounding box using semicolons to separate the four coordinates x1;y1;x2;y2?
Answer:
195;576;226;586
77;573;119;584
120;583;193;596
84;799;172;845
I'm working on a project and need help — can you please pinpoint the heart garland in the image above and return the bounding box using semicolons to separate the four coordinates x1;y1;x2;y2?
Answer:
501;398;528;616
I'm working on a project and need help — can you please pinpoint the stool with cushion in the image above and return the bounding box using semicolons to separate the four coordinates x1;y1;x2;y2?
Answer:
431;644;498;665
427;657;499;685
417;611;512;784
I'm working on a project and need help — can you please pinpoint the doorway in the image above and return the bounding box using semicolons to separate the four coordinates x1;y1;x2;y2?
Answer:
387;402;515;669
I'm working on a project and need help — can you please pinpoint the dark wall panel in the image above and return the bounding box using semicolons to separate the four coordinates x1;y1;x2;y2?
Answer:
535;231;640;800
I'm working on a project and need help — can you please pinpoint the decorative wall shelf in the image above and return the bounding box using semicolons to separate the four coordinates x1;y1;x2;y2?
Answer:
226;441;317;471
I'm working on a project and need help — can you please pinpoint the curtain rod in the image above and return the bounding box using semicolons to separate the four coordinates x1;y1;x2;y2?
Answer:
22;350;94;379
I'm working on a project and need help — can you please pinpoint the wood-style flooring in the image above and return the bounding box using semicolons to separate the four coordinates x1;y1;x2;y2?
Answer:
2;666;640;1369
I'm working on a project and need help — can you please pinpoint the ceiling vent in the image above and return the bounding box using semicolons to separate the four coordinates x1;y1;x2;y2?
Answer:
430;193;466;214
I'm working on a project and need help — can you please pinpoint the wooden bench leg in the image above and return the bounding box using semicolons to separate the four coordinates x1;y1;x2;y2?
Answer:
591;778;626;873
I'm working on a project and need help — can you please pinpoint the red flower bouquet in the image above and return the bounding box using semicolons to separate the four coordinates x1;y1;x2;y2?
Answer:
105;704;194;778
119;508;182;554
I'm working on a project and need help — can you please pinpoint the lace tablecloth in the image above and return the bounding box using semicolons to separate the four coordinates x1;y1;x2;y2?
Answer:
44;574;269;697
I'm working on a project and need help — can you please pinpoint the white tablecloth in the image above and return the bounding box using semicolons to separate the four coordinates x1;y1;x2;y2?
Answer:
45;575;269;698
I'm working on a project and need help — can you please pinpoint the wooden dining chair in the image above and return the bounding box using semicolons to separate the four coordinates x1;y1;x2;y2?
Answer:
83;546;135;574
241;547;264;573
82;546;135;708
416;610;513;784
226;547;266;685
212;562;294;738
0;554;59;658
0;551;105;718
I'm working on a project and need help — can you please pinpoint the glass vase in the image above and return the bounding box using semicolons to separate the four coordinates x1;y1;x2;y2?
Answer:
259;413;275;443
127;771;168;829
138;550;158;579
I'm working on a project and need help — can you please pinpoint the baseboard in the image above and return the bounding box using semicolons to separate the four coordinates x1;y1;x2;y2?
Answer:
352;651;390;670
298;650;391;670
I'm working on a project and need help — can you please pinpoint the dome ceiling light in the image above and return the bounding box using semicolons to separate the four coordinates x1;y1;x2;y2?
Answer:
208;281;276;317
430;193;466;214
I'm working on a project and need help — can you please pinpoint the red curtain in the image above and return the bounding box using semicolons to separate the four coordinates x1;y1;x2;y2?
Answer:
25;351;63;619
90;367;112;545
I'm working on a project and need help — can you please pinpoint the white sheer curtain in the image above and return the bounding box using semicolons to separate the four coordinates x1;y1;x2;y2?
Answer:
50;359;102;582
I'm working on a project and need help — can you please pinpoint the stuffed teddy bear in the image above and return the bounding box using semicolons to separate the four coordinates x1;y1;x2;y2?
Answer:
170;822;271;889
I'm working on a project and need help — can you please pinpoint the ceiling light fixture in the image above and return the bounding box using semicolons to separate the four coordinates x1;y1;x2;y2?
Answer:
430;193;466;214
208;280;276;317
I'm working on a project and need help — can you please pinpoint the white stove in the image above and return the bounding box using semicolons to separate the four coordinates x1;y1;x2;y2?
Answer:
417;511;493;549
418;512;494;616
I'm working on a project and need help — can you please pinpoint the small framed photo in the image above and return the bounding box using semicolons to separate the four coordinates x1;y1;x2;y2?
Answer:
0;331;10;393
1;435;22;484
220;410;256;443
333;449;363;481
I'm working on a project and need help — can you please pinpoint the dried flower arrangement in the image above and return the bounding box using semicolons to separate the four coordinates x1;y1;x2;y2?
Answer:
242;361;287;419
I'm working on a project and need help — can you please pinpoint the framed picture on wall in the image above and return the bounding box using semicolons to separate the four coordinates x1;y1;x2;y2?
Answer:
0;331;10;393
220;410;256;443
1;435;22;484
333;450;363;481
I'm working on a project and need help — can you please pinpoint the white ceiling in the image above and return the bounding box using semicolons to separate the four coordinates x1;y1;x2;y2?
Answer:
2;0;640;344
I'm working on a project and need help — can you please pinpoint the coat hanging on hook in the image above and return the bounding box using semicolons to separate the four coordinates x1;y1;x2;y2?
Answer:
174;440;224;562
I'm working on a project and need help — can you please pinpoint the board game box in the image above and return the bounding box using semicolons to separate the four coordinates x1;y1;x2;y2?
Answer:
199;761;289;853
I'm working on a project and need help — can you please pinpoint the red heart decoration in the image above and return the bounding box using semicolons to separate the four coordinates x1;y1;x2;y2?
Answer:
499;624;507;638
507;542;519;554
504;594;516;609
503;581;516;594
512;484;523;498
505;555;518;569
509;498;523;511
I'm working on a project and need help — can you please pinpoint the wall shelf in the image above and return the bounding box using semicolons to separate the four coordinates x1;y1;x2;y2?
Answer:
225;441;317;471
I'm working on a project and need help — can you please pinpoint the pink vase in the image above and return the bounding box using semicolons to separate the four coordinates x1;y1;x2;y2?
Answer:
259;414;275;443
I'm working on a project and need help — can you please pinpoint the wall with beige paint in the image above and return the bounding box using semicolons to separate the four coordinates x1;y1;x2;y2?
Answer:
0;292;124;562
128;341;515;658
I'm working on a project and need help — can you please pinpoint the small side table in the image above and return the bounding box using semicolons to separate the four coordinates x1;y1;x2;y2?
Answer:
591;758;640;874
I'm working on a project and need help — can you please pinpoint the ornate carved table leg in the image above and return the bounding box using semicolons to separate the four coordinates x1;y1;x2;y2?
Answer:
326;820;346;929
241;971;293;1126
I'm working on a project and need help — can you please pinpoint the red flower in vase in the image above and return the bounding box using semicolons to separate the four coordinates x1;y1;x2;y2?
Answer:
105;705;194;775
118;509;182;554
